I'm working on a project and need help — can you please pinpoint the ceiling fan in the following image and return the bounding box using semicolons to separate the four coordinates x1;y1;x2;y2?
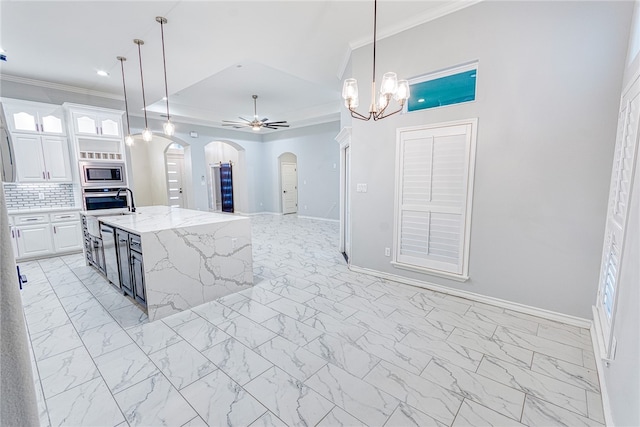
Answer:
222;95;290;131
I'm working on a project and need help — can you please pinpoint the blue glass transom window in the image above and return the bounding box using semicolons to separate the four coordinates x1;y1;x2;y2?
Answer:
407;65;477;112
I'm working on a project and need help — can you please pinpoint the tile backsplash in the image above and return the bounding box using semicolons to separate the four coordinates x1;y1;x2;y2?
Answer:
3;183;76;210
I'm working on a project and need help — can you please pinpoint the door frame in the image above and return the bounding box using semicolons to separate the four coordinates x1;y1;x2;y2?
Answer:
336;127;352;262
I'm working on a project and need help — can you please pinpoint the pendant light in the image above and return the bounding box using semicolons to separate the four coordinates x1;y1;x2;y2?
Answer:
117;56;134;146
156;16;174;136
134;39;152;142
342;0;410;121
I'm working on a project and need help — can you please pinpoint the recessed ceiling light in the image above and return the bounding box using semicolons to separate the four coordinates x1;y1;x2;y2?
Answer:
418;98;425;103
97;70;109;77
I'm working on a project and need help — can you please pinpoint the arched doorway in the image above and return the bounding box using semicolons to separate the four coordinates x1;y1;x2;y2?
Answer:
126;134;193;208
204;140;247;213
278;152;298;215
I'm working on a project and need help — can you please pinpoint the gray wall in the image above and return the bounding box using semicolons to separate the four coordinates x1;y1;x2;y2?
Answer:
601;2;640;425
263;122;341;219
346;1;632;318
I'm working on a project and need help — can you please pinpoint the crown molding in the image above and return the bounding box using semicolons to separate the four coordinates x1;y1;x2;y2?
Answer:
0;74;123;101
337;0;481;81
350;0;482;51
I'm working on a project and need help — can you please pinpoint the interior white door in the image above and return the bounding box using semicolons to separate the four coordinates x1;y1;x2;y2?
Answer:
209;164;222;211
166;154;185;208
281;162;298;214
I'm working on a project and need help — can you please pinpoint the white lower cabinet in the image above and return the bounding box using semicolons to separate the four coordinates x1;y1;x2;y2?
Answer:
15;223;53;258
52;221;83;252
10;210;82;260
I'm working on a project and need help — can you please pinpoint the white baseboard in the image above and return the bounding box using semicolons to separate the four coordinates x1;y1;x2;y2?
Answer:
242;211;282;216
349;264;591;329
297;215;339;223
590;307;614;427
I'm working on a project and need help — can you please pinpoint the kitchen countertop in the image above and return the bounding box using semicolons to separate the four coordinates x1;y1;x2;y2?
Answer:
8;207;82;215
82;205;245;234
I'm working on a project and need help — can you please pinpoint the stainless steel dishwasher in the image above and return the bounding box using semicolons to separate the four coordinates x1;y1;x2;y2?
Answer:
100;224;120;288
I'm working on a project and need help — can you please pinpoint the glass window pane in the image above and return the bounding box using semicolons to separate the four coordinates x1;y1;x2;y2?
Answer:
408;69;477;112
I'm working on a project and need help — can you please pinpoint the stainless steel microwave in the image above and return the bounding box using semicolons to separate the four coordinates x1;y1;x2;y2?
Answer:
80;162;126;187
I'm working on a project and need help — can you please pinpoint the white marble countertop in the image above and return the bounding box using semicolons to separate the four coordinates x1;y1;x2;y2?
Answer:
8;206;82;215
83;205;247;234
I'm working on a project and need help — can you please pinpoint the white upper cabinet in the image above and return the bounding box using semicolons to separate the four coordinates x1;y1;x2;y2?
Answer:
12;134;71;182
2;101;65;135
71;110;122;138
12;134;47;182
40;136;72;182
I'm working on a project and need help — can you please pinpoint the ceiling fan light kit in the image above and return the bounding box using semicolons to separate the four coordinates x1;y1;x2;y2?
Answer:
342;0;410;121
222;94;290;131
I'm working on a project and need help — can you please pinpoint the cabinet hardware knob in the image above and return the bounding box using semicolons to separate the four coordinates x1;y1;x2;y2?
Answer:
47;172;50;180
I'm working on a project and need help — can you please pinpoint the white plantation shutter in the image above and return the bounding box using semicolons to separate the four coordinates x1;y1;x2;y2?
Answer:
395;120;477;277
596;74;639;359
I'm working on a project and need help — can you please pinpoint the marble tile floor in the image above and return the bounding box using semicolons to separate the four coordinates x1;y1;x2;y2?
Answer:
18;214;604;427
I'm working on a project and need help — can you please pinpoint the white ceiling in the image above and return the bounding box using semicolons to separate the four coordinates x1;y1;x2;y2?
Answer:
0;1;476;131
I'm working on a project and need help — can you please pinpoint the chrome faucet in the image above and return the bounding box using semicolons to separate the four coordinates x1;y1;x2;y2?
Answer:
116;188;136;213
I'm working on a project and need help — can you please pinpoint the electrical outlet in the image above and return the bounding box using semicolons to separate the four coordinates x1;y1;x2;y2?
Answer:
38;193;45;200
384;247;391;257
304;205;308;210
231;238;238;249
356;183;368;193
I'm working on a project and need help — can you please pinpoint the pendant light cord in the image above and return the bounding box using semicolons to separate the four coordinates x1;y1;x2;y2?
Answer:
159;18;170;121
136;41;149;129
118;57;131;135
372;0;377;84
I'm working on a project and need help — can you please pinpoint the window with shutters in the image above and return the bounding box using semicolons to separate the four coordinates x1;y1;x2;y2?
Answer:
595;73;639;360
393;119;478;281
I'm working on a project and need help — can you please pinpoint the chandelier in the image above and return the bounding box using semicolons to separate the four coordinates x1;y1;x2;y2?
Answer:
342;0;410;121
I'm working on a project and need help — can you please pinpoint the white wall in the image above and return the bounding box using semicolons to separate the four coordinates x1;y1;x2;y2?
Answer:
127;136;153;207
262;122;340;219
346;1;633;318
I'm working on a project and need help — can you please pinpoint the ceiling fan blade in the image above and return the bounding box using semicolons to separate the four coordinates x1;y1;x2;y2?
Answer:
238;116;253;123
265;121;288;125
260;118;269;123
267;124;290;127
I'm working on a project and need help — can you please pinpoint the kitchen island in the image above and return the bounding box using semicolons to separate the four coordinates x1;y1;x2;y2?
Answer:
82;206;253;321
